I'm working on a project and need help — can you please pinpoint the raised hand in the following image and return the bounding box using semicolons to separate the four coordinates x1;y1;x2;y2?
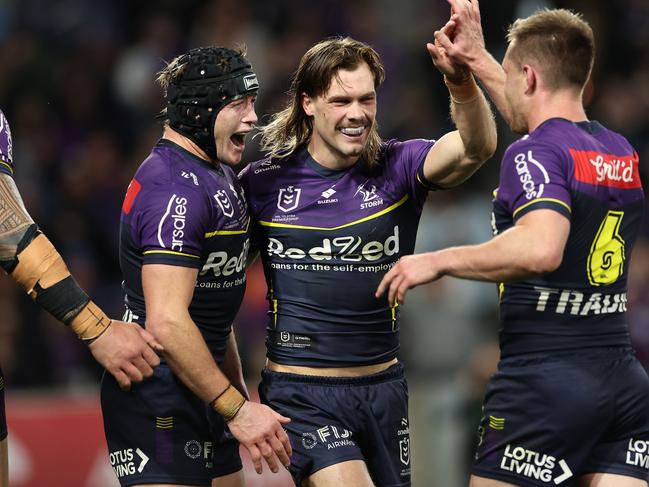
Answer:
435;0;486;70
427;17;470;83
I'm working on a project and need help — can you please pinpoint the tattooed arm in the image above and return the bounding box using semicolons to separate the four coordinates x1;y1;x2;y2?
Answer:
0;173;33;262
0;173;163;390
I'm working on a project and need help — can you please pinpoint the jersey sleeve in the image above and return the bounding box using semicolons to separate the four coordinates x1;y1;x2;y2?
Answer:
496;139;572;221
384;138;436;200
136;182;210;268
0;110;14;176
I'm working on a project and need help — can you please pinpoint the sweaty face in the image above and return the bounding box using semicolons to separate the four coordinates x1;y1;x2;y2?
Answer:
303;62;377;169
214;95;258;166
503;47;529;135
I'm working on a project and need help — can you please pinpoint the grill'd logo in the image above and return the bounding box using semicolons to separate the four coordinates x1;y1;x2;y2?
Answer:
571;149;641;189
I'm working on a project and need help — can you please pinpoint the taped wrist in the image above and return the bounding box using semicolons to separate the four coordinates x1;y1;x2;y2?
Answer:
11;233;111;340
444;74;479;104
211;384;246;422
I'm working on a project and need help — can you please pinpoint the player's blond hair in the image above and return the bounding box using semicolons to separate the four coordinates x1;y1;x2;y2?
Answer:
507;9;594;91
260;37;385;168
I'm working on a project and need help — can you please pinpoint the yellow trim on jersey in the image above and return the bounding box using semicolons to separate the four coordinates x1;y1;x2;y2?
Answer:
513;198;571;218
498;282;504;302
259;194;409;231
204;217;250;238
0;161;13;174
391;302;399;331
143;250;201;259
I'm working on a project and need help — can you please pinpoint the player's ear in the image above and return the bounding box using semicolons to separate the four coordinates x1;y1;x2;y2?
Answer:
522;64;536;95
302;93;314;116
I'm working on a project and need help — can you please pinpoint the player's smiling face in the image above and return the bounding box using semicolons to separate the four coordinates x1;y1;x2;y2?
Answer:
214;95;258;167
303;62;377;169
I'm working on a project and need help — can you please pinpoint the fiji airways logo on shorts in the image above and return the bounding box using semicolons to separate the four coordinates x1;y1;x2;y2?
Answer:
354;181;384;209
184;440;214;467
214;190;234;218
300;425;355;451
277;186;302;212
570;149;641;189
514;151;549;200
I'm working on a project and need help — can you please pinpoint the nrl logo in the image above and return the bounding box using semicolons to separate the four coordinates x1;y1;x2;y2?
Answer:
277;186;302;213
399;437;410;466
214;190;234;218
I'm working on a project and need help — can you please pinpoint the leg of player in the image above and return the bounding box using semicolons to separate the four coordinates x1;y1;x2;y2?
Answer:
302;460;375;487
0;438;7;487
212;470;244;487
469;475;518;487
579;473;648;486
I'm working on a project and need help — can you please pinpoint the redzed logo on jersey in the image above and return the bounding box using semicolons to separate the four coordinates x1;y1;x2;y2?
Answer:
571;149;641;189
122;178;142;214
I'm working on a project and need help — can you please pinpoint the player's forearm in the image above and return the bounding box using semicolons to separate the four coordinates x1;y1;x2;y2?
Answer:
436;225;561;282
449;79;497;166
220;329;249;399
469;52;510;125
0;174;111;341
147;310;231;403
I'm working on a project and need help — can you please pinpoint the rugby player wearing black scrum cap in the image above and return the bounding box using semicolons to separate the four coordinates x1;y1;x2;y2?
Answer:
0;108;163;487
101;47;291;487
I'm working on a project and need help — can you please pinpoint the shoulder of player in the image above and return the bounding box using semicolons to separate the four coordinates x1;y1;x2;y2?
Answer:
503;132;565;164
377;138;435;164
136;144;215;193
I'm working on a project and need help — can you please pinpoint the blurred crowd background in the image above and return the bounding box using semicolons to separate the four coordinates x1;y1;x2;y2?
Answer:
0;0;648;485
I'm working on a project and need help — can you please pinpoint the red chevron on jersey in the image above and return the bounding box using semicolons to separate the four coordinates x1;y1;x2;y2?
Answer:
122;178;141;214
570;149;641;189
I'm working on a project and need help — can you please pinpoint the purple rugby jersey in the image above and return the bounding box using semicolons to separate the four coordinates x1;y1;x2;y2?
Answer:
0;110;13;176
240;139;436;367
120;139;249;361
492;118;645;357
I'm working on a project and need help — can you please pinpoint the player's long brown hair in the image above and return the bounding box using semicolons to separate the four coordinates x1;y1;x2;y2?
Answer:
259;37;385;168
507;9;594;91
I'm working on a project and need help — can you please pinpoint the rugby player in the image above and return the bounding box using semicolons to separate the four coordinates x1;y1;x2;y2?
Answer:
377;3;649;486
239;36;496;486
101;47;291;487
0;109;163;487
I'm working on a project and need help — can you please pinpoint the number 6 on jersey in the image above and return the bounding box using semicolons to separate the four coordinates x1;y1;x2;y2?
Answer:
587;210;625;286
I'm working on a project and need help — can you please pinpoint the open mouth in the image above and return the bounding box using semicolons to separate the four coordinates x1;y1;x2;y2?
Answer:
230;132;247;149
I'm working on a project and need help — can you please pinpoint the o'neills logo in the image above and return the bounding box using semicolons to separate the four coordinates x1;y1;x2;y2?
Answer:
571;149;641;189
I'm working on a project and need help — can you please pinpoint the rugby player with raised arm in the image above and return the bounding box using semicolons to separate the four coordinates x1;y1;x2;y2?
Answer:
378;3;649;486
239;35;496;487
